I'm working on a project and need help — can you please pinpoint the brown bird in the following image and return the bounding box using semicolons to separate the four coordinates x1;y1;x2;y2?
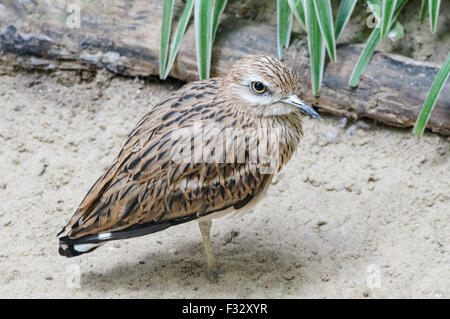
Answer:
58;55;321;279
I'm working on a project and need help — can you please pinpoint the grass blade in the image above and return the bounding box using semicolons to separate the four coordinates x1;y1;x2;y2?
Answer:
393;0;408;17
349;0;407;86
348;27;381;87
287;0;306;30
277;0;293;60
367;0;406;26
313;0;336;62
390;0;408;40
304;0;326;95
413;53;450;137
387;20;404;41
380;0;397;38
429;0;441;33
367;0;406;25
194;0;214;80
335;0;357;41
420;0;428;22
163;0;194;80
212;0;227;42
159;0;174;79
367;0;382;24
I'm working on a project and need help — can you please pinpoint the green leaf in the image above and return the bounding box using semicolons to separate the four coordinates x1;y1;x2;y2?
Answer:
387;20;404;41
389;0;407;40
313;0;336;62
349;0;407;86
212;0;227;42
277;0;293;60
163;0;194;80
304;0;326;96
393;0;408;19
159;0;174;79
367;0;406;26
380;0;397;38
194;0;214;80
429;0;441;33
367;0;382;24
420;0;428;22
413;53;450;137
335;0;357;41
287;0;306;30
348;27;381;87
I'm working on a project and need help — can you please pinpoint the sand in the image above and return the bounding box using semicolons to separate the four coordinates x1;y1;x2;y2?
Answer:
0;66;448;298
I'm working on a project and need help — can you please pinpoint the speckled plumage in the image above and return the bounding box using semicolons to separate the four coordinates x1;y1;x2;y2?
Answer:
58;55;318;277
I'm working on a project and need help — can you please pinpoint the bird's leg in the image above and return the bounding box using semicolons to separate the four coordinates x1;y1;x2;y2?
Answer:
198;219;219;281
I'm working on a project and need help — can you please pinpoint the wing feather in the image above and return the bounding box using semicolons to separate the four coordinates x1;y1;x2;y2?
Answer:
59;78;280;241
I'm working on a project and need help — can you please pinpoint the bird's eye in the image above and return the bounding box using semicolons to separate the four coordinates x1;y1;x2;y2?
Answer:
251;81;266;94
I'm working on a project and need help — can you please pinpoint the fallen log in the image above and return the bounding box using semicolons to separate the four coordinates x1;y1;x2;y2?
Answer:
0;0;448;135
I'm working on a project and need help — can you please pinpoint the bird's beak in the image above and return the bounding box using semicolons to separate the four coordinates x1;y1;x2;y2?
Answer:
281;95;322;120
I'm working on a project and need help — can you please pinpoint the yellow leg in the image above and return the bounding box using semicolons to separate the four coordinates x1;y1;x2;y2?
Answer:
198;219;220;281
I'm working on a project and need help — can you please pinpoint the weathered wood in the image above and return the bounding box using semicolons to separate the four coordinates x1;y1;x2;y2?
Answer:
0;0;448;135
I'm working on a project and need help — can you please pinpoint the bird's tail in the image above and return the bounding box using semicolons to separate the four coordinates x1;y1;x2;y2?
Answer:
58;237;103;258
58;214;199;258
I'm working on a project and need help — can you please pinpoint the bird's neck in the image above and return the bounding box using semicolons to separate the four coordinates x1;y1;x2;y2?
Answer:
227;106;304;171
262;112;304;168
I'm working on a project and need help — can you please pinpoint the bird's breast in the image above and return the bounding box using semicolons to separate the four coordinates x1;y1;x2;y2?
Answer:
257;112;303;172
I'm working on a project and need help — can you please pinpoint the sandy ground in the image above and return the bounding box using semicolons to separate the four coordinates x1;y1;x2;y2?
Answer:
0;67;448;299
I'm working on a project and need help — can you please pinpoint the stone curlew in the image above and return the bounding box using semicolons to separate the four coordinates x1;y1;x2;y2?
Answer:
58;55;321;279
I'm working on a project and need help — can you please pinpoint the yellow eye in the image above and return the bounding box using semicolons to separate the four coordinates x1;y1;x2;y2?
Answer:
251;81;266;94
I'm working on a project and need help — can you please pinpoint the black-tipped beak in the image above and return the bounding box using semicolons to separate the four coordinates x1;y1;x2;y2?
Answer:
281;95;322;120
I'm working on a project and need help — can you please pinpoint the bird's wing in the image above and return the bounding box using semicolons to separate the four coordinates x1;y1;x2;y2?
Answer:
59;78;273;241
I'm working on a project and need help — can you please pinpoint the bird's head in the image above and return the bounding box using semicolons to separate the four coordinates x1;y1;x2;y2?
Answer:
224;55;321;119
